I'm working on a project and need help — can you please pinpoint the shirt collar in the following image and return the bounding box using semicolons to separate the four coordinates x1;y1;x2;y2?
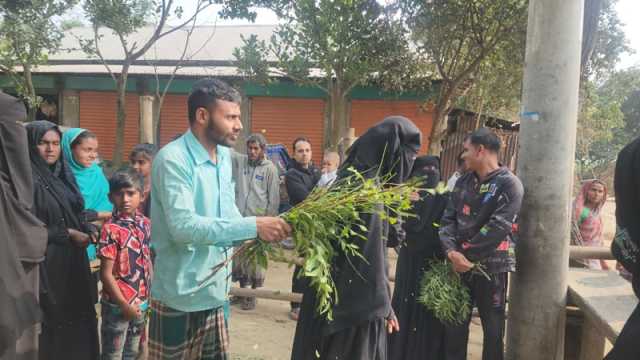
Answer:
184;129;227;166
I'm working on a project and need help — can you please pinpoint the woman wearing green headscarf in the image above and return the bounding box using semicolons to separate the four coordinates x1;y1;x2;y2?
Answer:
61;128;112;260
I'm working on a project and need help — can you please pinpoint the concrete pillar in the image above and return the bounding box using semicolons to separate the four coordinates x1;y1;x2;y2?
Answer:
505;0;584;359
139;95;154;144
60;90;80;128
234;95;252;153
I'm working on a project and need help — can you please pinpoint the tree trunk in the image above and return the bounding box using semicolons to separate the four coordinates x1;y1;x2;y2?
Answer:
427;84;456;155
113;70;128;167
326;80;349;150
23;63;37;121
154;94;163;145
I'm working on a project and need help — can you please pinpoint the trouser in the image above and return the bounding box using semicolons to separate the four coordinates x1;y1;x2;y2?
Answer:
100;300;147;360
605;302;640;360
445;272;508;360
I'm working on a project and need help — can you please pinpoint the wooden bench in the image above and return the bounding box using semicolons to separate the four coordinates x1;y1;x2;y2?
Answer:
566;268;637;360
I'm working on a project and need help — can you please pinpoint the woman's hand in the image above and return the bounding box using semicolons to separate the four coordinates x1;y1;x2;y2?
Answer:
386;314;400;334
68;228;90;247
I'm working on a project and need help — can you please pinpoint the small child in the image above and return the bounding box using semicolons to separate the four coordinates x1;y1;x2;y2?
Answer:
99;169;152;360
129;143;157;217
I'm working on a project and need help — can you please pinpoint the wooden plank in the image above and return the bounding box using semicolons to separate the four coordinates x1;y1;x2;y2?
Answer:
567;268;637;342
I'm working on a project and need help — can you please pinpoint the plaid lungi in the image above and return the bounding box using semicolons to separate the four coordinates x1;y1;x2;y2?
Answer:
148;299;229;360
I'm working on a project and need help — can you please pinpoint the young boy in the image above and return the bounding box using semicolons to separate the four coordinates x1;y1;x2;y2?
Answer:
129;143;157;217
99;169;152;360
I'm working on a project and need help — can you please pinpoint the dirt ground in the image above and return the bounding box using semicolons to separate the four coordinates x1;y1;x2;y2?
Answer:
228;253;484;360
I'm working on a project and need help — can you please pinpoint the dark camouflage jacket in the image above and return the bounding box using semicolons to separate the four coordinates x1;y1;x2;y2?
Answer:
440;167;524;274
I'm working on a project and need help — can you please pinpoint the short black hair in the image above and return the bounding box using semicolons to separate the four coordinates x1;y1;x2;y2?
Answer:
187;78;241;124
466;127;501;153
292;137;311;151
130;143;157;160
71;130;97;149
109;169;144;194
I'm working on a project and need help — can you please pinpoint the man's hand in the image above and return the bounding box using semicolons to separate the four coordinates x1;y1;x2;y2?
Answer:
68;228;90;247
447;250;474;273
121;303;142;320
256;217;292;242
386;315;400;334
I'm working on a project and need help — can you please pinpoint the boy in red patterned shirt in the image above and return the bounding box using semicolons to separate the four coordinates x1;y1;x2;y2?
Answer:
99;169;152;359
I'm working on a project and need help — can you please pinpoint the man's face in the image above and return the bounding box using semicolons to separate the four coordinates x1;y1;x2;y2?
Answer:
461;139;483;172
37;129;61;165
247;141;264;162
204;99;242;148
293;141;312;167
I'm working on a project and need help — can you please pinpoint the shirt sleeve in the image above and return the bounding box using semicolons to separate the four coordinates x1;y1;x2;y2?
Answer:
267;165;280;216
461;178;524;262
439;193;460;254
98;223;118;260
154;155;257;247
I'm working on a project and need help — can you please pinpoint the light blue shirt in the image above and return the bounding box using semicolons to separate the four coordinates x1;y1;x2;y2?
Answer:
150;129;257;312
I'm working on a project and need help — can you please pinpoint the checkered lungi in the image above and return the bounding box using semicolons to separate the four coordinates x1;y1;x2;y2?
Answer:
148;299;229;360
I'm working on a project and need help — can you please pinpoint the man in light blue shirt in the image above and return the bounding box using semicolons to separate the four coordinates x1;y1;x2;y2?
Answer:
148;78;291;360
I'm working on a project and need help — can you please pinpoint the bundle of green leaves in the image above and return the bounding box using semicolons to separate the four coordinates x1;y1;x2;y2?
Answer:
204;167;420;320
418;259;489;325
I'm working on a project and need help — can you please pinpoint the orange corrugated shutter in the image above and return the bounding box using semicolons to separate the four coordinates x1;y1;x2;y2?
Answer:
79;91;140;160
350;100;434;154
159;94;189;146
251;97;325;164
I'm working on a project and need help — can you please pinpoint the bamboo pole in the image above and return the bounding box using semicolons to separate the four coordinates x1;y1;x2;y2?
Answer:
230;287;303;303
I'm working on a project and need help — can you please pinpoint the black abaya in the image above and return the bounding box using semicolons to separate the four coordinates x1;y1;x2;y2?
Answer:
291;116;422;360
25;121;99;360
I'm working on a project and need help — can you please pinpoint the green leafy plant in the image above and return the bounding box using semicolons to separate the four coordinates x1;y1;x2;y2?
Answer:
418;259;490;325
203;167;419;320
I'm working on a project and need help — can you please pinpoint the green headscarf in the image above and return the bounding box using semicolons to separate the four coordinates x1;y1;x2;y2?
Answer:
61;128;112;212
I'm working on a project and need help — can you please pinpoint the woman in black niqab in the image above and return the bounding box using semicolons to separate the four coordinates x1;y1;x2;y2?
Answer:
388;155;452;360
291;116;421;360
26;120;99;360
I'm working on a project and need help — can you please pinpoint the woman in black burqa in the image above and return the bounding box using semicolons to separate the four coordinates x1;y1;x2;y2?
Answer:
290;116;421;360
26;121;99;360
388;155;452;359
605;136;640;360
0;92;47;360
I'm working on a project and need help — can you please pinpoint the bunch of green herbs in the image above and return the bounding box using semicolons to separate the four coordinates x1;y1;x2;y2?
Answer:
418;259;490;325
205;167;419;320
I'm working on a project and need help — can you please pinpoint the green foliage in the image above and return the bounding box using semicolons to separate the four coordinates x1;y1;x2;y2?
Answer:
83;0;153;36
418;260;471;325
206;168;419;320
418;259;489;325
0;0;76;112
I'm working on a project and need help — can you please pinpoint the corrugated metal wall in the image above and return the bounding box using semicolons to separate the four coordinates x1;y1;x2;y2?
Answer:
251;97;325;165
350;100;434;154
159;94;188;146
78;91;139;160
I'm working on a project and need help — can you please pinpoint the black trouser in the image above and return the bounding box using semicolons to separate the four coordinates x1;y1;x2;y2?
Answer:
445;272;508;360
291;265;309;310
605;302;640;360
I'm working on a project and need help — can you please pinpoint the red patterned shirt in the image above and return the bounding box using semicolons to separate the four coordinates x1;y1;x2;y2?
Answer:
98;211;152;304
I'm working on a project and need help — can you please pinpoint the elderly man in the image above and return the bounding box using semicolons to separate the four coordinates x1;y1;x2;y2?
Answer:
232;133;280;310
149;79;291;359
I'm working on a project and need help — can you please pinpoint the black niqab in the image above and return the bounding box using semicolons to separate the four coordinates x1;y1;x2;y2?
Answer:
339;116;421;184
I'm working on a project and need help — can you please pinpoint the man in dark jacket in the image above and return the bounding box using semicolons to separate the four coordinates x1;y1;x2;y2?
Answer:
439;127;524;360
285;137;321;320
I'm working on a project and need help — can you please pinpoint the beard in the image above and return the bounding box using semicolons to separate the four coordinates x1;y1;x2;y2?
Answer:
205;115;237;148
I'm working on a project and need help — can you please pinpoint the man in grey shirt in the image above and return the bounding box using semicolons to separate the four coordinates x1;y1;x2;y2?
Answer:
231;133;280;310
